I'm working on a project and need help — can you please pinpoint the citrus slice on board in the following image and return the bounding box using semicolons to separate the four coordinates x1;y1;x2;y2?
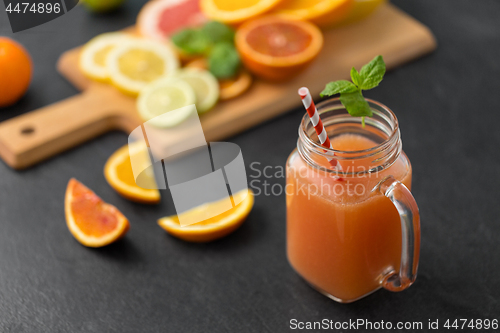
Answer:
137;0;207;41
175;68;219;113
217;69;253;100
186;58;252;100
200;0;284;25
137;77;197;127
79;32;133;82
107;39;179;95
65;178;130;247
235;16;323;81
337;0;386;26
104;141;160;204
158;189;254;242
271;0;353;28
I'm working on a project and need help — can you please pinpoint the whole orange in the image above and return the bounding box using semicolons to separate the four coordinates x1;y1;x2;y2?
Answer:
0;37;32;107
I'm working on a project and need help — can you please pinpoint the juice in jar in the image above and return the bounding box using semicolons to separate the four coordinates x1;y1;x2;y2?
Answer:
286;132;413;302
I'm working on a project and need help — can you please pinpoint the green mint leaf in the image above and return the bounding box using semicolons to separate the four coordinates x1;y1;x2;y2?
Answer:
350;67;362;88
208;42;241;79
339;91;373;118
171;28;211;55
202;21;235;44
320;80;358;97
321;55;385;126
359;55;386;90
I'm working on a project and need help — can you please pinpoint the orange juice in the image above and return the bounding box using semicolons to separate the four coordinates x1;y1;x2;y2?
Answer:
287;133;412;302
286;97;420;302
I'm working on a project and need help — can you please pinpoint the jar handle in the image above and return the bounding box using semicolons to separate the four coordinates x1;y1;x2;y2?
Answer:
378;176;421;292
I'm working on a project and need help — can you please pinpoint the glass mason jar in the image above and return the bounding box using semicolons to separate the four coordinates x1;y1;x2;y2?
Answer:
286;98;421;303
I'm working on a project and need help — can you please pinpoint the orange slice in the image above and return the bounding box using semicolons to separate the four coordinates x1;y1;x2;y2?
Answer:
200;0;284;25
235;16;323;81
104;141;160;204
271;0;353;29
337;0;387;26
218;70;253;100
65;178;130;247
158;189;254;242
185;58;252;100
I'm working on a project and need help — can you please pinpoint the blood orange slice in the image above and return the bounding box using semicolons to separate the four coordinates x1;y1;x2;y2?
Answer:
235;16;323;81
65;179;130;247
137;0;207;41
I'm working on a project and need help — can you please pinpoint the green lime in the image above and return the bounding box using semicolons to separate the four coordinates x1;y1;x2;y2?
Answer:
137;78;197;128
175;68;220;114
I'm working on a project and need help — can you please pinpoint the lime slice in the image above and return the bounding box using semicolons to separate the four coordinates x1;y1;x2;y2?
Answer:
79;32;133;81
137;78;197;128
107;39;179;95
175;68;220;113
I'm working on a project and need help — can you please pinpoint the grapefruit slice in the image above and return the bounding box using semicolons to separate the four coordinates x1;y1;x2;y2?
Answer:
137;0;207;41
158;189;254;242
235;16;323;81
65;179;130;247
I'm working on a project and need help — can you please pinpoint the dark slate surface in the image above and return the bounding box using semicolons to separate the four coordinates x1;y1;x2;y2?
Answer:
0;0;499;331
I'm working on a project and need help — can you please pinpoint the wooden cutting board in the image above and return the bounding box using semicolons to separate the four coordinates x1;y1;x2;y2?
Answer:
0;4;436;169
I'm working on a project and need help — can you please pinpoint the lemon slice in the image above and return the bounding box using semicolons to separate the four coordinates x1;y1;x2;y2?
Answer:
107;39;179;95
137;77;197;128
79;32;133;81
175;68;219;113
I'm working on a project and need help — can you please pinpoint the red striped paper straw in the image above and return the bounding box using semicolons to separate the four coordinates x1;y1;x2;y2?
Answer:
298;87;342;171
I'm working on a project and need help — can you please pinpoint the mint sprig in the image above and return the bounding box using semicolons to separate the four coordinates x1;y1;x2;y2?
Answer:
320;55;386;126
172;21;241;79
208;42;240;79
171;28;211;55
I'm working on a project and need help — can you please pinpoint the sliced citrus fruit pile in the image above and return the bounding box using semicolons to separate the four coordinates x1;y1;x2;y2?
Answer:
271;0;353;28
200;0;283;25
158;189;254;242
137;77;196;127
186;58;252;100
137;0;207;41
107;39;179;95
235;16;323;81
104;141;160;204
65;178;130;247
79;32;133;82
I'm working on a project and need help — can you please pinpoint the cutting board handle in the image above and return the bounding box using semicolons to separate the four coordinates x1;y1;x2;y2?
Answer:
0;87;135;169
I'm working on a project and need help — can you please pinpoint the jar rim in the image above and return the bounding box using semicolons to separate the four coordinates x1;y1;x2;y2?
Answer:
299;97;399;157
